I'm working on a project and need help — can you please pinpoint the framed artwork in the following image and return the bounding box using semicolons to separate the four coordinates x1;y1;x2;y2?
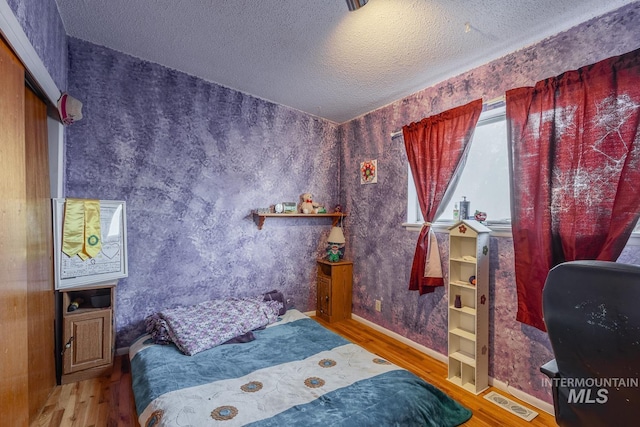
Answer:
360;159;377;184
52;198;128;289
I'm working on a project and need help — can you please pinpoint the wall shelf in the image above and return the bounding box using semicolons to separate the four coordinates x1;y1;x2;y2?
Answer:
252;212;347;230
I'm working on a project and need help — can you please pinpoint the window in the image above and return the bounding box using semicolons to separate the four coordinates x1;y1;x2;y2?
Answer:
407;106;510;226
406;105;640;243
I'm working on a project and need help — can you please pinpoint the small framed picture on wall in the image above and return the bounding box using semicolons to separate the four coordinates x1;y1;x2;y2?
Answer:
360;159;378;184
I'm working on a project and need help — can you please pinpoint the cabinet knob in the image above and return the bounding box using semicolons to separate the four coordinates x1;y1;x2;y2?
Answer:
325;295;329;302
61;336;74;356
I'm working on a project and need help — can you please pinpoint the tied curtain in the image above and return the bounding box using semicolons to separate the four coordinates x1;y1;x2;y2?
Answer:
403;99;483;295
507;48;640;331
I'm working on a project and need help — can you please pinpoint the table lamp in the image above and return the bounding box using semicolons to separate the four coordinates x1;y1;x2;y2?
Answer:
326;226;346;262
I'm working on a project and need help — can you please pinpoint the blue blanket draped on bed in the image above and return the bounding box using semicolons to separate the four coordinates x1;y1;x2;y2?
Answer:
130;310;472;426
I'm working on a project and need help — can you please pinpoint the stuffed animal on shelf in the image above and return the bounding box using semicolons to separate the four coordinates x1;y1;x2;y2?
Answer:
299;193;321;214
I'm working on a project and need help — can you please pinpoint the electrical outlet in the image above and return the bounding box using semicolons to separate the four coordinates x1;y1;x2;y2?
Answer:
375;299;381;312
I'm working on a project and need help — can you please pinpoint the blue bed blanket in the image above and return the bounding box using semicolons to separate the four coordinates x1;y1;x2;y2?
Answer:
130;310;472;426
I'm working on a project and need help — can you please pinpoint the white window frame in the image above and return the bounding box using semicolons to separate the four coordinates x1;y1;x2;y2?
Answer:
404;107;512;236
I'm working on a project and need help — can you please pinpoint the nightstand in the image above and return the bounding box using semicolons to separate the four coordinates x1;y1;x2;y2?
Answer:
316;259;353;323
58;283;115;384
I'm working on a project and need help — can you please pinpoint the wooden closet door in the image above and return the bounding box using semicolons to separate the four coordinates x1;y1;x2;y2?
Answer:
25;87;55;421
0;39;29;426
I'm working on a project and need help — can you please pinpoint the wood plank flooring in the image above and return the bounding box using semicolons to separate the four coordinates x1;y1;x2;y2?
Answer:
315;317;557;427
33;316;557;426
32;356;137;427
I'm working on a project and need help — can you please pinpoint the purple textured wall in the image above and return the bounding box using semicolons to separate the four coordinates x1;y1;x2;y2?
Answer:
7;0;67;90
65;37;340;348
63;3;640;405
341;3;640;403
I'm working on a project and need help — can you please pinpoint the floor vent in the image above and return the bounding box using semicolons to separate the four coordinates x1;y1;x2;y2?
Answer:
483;391;539;422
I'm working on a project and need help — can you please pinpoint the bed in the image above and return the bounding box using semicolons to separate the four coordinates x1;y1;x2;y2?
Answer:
130;307;472;426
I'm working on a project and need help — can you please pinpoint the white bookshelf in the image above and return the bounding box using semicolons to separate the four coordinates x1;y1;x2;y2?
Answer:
447;220;490;394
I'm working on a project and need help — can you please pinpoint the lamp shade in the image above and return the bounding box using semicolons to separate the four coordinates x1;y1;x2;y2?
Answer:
326;226;346;262
327;226;345;244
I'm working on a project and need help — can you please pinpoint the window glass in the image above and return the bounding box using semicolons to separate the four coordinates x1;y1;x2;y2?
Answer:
407;106;510;224
440;107;510;222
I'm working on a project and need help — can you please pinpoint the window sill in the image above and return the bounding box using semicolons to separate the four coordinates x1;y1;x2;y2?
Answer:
402;222;640;245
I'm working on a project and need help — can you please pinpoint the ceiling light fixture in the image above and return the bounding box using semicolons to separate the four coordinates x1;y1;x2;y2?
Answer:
346;0;368;12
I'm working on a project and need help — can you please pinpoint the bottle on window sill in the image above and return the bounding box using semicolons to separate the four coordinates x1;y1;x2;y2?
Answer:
453;203;459;221
460;196;470;220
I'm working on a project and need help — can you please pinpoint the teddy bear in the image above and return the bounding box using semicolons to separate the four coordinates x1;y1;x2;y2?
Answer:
299;193;320;214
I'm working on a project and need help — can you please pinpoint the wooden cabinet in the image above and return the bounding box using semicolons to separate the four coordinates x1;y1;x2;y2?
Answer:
447;220;490;394
316;259;353;323
59;283;115;384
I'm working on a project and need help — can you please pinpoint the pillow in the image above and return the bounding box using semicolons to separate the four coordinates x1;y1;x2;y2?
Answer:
145;314;258;346
160;297;280;355
144;313;172;345
263;290;287;315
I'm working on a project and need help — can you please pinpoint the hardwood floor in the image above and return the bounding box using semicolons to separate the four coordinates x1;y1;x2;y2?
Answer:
315;317;557;427
33;316;557;426
32;356;137;427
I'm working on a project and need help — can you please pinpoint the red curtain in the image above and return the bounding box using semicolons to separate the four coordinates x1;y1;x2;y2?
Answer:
403;99;483;295
507;48;640;331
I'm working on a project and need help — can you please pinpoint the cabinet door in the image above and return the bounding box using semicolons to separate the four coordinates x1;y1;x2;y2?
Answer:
330;265;352;321
63;310;112;374
317;275;332;318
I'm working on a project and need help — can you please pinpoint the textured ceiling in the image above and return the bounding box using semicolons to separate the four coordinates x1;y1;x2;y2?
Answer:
55;0;637;123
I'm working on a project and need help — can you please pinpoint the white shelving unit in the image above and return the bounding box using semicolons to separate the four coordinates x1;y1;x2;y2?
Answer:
447;220;490;394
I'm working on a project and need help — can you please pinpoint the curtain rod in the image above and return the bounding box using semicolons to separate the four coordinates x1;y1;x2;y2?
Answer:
390;95;506;139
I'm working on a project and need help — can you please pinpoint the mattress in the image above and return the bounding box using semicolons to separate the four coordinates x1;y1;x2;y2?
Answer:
130;309;472;426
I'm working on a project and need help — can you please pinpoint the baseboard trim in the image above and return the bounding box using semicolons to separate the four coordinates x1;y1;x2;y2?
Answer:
352;313;448;364
116;347;129;357
351;313;554;415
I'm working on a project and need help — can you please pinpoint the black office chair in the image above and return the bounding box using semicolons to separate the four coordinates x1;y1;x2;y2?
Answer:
540;260;640;427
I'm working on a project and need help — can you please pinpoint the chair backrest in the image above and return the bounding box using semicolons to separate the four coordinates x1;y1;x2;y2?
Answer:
543;260;640;426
